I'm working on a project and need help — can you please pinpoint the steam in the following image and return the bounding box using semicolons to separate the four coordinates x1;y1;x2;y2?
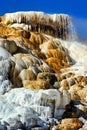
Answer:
73;17;87;41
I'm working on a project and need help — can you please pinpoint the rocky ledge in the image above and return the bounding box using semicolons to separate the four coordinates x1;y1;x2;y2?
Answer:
0;11;73;40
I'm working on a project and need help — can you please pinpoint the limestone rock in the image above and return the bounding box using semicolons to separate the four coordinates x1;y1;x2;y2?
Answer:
23;79;50;89
0;79;13;94
1;12;71;39
19;69;36;81
62;103;77;119
0;23;73;73
40;40;72;72
60;79;69;91
0;124;7;130
77;88;87;102
10;23;29;31
81;121;87;130
57;118;83;130
0;88;70;129
10;53;54;88
68;78;75;86
31;127;48;130
0;47;11;59
46;48;70;72
0;58;11;77
75;104;87;119
0;38;18;54
37;72;57;86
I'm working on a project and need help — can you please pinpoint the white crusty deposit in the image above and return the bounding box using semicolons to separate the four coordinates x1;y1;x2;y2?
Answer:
0;88;70;127
4;11;70;24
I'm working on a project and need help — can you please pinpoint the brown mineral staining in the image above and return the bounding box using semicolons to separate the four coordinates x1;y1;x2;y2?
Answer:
56;118;83;130
46;57;69;73
0;17;2;22
0;24;72;73
70;92;81;100
77;88;87;102
2;12;70;40
23;79;50;90
60;79;69;90
75;76;84;83
65;72;75;78
37;72;57;85
68;78;76;86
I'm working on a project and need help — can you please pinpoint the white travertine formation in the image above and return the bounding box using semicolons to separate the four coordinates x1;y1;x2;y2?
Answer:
0;11;87;129
0;47;11;58
61;40;87;65
0;88;70;127
4;11;69;25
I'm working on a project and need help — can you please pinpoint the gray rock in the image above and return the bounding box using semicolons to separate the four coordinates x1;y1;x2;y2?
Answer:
0;80;13;94
0;58;11;77
0;124;7;130
13;120;24;129
31;126;49;130
31;127;44;130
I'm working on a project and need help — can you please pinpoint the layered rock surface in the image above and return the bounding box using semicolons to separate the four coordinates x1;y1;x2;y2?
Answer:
0;11;86;129
0;11;73;40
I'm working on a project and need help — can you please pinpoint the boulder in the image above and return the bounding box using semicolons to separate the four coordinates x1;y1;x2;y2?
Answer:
0;38;18;54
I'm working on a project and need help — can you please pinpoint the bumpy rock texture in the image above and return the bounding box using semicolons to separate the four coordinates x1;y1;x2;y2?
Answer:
0;11;86;129
0;12;72;40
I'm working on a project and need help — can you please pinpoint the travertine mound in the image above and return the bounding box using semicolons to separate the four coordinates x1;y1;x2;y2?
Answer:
0;11;87;129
